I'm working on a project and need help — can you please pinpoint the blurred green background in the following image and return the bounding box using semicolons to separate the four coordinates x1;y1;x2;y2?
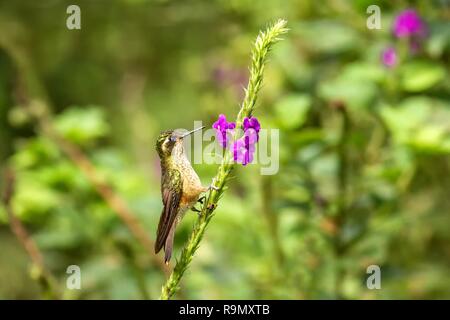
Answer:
0;0;449;299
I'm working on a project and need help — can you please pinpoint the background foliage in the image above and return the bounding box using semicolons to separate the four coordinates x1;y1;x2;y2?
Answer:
0;0;449;299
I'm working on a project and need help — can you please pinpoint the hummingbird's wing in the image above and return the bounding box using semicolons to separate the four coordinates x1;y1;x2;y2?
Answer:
155;168;183;257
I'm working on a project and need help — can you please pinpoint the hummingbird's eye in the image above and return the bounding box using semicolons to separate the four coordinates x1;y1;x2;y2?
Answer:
169;136;177;143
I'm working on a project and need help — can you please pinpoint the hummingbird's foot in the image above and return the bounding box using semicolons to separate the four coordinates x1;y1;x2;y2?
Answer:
197;196;206;204
191;206;202;216
208;179;220;191
191;206;201;213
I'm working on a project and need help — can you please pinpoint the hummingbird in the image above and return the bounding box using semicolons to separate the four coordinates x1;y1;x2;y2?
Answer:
154;126;209;263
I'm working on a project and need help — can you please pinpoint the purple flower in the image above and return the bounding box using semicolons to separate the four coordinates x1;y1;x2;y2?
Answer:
213;114;261;165
244;127;258;145
212;114;236;148
243;116;261;132
381;47;397;68
233;134;256;166
243;117;261;141
393;9;426;38
232;118;261;165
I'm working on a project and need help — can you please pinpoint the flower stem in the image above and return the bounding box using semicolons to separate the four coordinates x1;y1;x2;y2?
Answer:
160;19;288;300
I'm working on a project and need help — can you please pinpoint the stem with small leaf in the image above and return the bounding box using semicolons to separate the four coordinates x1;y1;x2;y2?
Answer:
160;19;288;300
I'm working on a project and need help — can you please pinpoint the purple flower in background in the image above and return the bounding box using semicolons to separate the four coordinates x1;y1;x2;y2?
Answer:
233;134;256;166
393;9;426;38
213;114;236;148
213;65;247;88
212;64;248;99
381;47;397;68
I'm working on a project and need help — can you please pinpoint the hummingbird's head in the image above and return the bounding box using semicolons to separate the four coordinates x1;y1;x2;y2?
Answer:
155;126;205;159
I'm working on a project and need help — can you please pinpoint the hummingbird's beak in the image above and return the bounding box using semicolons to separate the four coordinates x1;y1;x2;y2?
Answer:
181;126;205;138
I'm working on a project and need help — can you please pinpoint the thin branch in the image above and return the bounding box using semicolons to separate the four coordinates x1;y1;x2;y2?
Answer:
1;167;60;299
160;19;288;300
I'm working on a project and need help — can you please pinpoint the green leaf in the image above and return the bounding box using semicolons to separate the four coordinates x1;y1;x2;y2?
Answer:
318;77;377;110
274;94;311;129
380;97;450;154
54;106;109;145
400;61;446;92
11;137;60;169
14;176;60;221
292;21;360;53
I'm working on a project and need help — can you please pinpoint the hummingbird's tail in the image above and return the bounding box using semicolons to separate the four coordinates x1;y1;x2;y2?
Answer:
155;210;176;264
154;223;165;255
163;222;176;263
154;205;175;257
